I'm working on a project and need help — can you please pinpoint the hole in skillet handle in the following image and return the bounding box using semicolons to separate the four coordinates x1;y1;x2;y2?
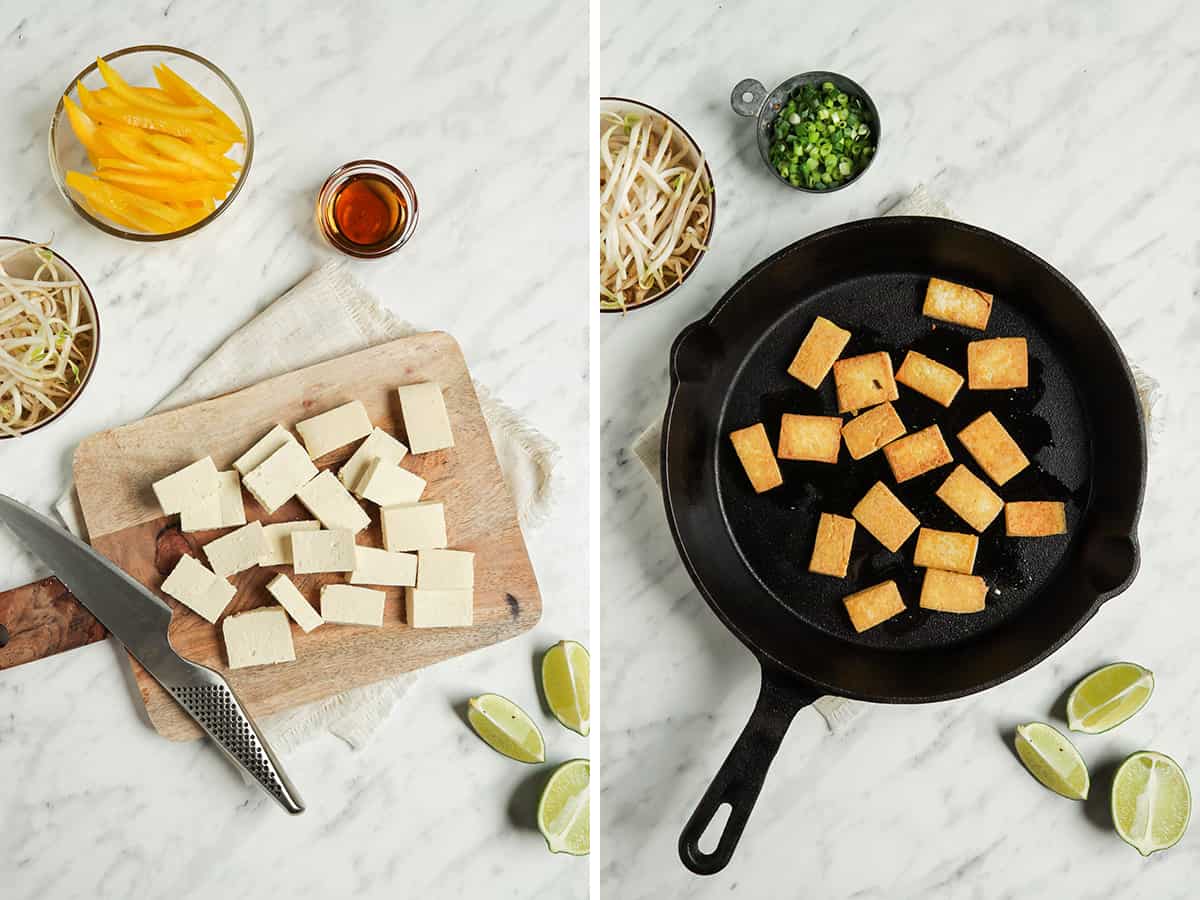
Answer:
0;623;8;647
678;663;822;875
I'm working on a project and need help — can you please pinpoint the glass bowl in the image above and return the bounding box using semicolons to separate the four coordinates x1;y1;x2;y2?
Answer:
316;160;420;259
599;97;716;314
0;237;100;438
48;45;254;241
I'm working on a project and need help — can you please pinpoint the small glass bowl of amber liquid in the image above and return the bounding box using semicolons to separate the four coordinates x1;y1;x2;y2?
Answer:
316;160;419;258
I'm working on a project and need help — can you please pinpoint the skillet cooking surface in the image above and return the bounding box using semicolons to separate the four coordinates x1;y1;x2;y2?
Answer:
718;272;1090;650
663;217;1144;702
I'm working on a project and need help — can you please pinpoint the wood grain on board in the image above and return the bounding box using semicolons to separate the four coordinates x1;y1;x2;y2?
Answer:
71;332;541;740
0;576;107;669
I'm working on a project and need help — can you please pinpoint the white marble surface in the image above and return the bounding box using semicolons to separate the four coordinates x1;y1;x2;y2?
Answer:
601;1;1200;897
0;2;587;898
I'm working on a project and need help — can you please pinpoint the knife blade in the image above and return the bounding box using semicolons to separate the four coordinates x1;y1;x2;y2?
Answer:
0;494;304;814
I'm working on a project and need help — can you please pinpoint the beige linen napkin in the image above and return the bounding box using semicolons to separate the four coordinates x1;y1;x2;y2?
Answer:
56;261;559;750
633;185;1160;733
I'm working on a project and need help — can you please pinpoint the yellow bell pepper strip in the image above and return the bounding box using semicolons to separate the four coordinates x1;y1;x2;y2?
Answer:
78;196;147;232
75;81;111;123
142;133;231;180
63;96;102;166
154;62;245;143
97;170;231;202
66;171;187;229
166;202;213;228
92;101;233;143
95;57;211;119
95;156;152;174
96;127;215;180
97;158;234;194
94;86;180;107
189;135;236;156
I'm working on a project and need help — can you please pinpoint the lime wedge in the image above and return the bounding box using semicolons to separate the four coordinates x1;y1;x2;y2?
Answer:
538;758;590;855
467;694;546;764
1112;751;1191;856
542;640;590;736
1067;662;1154;733
1015;722;1090;800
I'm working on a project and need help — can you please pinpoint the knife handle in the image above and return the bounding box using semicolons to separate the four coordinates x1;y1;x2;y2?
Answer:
162;662;305;815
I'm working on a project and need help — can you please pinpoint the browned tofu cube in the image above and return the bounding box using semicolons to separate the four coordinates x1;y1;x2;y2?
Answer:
919;568;987;613
777;414;842;463
957;412;1029;485
968;337;1028;390
882;424;953;483
895;351;964;407
936;465;1005;532
787;316;852;388
852;481;920;552
1005;501;1067;537
808;513;856;577
922;277;993;330
913;527;979;574
844;580;906;633
833;352;898;413
841;402;906;460
729;423;783;493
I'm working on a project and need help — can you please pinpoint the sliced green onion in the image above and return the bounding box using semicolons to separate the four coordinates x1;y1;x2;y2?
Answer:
766;80;875;190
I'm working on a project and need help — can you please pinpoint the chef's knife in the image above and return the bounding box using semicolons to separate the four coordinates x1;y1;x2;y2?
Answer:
0;494;303;814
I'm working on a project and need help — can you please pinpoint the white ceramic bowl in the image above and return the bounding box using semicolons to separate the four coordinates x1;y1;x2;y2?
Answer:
0;238;99;438
599;97;716;313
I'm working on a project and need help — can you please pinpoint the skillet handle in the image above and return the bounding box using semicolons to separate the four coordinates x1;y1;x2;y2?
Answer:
679;663;821;875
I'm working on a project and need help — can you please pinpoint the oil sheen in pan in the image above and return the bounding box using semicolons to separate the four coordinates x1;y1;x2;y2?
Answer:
716;271;1092;651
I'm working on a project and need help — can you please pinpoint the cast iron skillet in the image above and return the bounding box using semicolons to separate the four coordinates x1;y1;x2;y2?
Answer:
663;217;1145;875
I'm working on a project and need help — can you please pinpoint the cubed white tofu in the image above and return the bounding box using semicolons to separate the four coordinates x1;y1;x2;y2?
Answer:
417;549;475;589
295;400;373;459
397;383;454;453
152;456;219;516
222;606;296;669
350;546;418;586
265;573;325;633
160;554;235;624
321;584;386;626
358;457;426;506
233;425;300;475
180;470;246;532
259;520;321;566
296;470;371;534
339;427;409;495
242;441;319;513
381;501;447;552
202;521;268;578
291;528;357;574
406;588;473;628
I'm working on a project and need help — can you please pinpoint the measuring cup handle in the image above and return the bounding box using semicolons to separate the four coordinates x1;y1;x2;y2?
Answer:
730;79;767;117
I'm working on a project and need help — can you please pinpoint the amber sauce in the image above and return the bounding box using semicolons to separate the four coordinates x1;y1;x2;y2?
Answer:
328;176;407;249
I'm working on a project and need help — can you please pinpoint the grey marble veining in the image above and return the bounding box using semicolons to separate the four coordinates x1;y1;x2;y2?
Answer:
601;1;1200;897
0;1;587;897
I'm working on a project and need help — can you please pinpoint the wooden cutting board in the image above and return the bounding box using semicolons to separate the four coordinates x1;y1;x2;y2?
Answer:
57;332;539;740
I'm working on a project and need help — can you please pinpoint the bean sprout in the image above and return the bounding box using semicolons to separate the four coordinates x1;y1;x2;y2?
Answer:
600;110;712;311
0;243;94;436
